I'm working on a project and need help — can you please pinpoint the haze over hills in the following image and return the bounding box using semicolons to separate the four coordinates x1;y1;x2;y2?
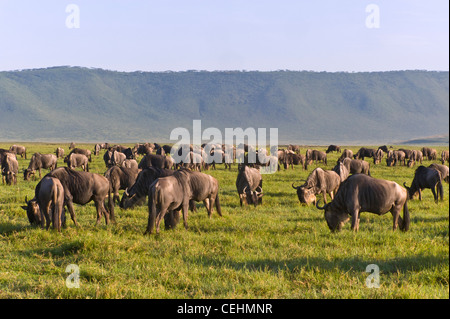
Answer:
0;67;448;145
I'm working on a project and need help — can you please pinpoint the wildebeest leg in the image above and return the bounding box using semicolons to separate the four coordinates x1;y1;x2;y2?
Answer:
154;206;168;233
39;168;42;178
350;210;360;232
391;207;401;231
95;200;110;225
322;191;328;204
65;199;79;227
418;188;422;201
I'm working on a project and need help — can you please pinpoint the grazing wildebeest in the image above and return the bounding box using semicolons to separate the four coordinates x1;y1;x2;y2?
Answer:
421;147;437;161
1;152;19;185
236;165;263;207
139;153;173;170
291;167;340;205
353;147;376;160
21;177;66;231
386;150;406;166
316;174;410;232
403;166;443;203
429;163;449;184
120;167;177;209
285;151;307;170
94;144;101;156
69;142;76;150
64;153;89;171
341;158;371;176
55;147;65;159
146;169;222;234
441;150;449;164
24;153;58;180
9;145;27;159
373;148;384;165
398;148;413;160
105;166;139;204
43;167;112;226
68;148;92;162
326;145;341;153
306;149;327;165
337;149;354;163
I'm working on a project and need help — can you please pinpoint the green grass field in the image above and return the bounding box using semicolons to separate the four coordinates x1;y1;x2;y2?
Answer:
0;142;448;299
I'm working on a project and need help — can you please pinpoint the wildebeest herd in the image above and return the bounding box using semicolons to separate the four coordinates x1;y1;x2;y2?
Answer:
1;142;448;234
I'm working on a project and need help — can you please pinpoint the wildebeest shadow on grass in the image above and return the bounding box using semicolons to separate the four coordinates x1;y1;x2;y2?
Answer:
184;254;447;275
0;222;30;236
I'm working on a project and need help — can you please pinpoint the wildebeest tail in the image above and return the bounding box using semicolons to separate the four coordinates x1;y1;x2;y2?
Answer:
215;193;222;217
401;199;410;232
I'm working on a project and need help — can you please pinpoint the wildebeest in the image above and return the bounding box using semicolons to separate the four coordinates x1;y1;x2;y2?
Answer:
353;147;376;160
64;153;89;172
337;149;354;163
441;150;449;164
9;145;27;159
305;149;327;165
403;166;443;203
386;150;406;166
236;165;263;207
326;145;341;153
55;147;65;159
421;147;437;161
122;159;139;170
105;166;139;204
292;167;340;205
21;177;66;231
139;153;173;170
94;144;101;156
316;174;410;232
120;167;176;209
1;152;19;185
147;169;222;234
341;158;371;176
373;148;384;165
43;167;112;226
332;161;349;182
69;142;76;150
68;148;92;162
429;163;449;183
24;153;58;181
378;145;389;153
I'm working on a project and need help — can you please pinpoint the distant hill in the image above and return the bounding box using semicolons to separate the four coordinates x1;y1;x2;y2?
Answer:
0;67;448;145
398;134;449;146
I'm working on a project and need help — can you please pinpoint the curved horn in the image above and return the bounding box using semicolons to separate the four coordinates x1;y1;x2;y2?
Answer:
25;196;28;203
316;199;326;210
243;186;248;193
124;188;129;196
403;182;409;189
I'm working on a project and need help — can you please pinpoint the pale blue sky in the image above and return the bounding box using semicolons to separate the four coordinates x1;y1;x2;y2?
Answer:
0;0;448;72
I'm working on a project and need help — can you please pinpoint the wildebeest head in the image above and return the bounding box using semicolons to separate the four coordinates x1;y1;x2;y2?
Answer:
402;182;418;199
292;181;316;205
21;196;41;226
240;185;261;207
23;168;35;181
316;200;349;232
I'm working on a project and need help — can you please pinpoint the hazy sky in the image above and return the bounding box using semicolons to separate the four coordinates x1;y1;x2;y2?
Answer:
0;0;448;72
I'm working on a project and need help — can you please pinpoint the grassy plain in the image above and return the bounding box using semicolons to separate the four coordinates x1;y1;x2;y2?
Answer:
0;142;448;299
